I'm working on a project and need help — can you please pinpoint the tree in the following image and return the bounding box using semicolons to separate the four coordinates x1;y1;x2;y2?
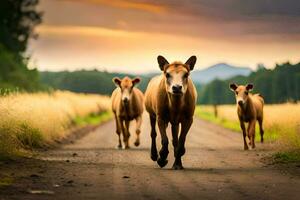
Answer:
0;0;42;53
198;62;300;104
0;0;42;91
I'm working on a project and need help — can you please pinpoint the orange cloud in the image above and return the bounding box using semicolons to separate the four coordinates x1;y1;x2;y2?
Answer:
65;0;166;13
37;24;141;38
32;24;300;73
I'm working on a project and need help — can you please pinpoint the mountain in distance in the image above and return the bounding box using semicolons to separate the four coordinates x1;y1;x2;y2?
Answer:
191;63;252;84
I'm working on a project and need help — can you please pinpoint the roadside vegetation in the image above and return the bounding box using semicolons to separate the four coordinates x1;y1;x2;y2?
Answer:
195;104;300;162
0;91;111;159
72;112;113;126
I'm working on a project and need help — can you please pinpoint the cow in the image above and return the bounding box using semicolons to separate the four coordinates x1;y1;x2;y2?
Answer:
111;76;144;149
145;55;197;169
229;83;264;150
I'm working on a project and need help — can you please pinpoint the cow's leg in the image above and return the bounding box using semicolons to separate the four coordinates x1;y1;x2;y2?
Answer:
134;116;142;146
257;118;264;143
173;118;193;170
124;120;131;149
248;120;256;149
157;117;169;168
115;114;122;149
240;120;248;150
171;123;179;157
119;118;127;148
150;114;158;161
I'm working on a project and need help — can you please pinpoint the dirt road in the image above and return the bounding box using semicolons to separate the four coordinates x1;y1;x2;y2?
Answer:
1;115;300;200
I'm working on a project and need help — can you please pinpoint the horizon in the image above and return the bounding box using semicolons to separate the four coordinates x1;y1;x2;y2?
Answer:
27;0;300;72
37;60;299;74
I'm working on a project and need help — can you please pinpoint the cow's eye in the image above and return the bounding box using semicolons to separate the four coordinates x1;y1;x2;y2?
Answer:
183;73;189;78
245;91;248;95
235;91;238;95
166;73;171;78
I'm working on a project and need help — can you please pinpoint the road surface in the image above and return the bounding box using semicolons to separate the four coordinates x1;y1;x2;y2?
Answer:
1;114;300;200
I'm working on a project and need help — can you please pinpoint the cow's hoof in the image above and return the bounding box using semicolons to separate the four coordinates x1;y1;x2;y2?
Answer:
157;158;168;168
151;152;158;161
134;140;140;147
124;145;130;149
172;164;184;170
116;144;122;149
261;139;264;143
244;146;249;150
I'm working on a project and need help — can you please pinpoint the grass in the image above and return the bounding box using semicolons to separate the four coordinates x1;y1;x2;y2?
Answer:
72;111;113;126
195;104;300;162
273;151;300;163
195;108;241;132
0;91;111;159
0;177;13;187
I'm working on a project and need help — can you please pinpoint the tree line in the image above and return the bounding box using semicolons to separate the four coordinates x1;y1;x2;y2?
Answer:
40;62;300;105
198;62;300;104
40;70;152;95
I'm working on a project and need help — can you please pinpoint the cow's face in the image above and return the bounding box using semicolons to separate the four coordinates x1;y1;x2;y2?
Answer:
157;55;196;96
113;76;140;104
230;83;253;106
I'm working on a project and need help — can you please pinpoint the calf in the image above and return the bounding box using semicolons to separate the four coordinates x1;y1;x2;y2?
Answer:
111;76;144;149
145;55;197;169
229;83;264;150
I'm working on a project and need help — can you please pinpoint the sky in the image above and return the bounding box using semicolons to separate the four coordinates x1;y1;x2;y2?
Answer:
27;0;300;73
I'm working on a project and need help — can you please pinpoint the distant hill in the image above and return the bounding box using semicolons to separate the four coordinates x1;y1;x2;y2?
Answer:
191;63;252;84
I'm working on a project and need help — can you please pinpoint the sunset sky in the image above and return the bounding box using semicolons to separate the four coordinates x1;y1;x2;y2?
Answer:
28;0;300;73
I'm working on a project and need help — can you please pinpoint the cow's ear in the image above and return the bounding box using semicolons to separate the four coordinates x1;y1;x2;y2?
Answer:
157;55;169;71
112;77;121;87
229;83;238;91
132;77;141;86
185;55;197;71
246;83;254;91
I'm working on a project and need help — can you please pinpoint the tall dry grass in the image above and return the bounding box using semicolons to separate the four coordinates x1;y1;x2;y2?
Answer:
0;91;110;157
196;104;300;150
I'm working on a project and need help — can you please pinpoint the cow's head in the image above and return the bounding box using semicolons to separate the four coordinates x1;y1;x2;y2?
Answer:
157;55;196;96
113;76;141;104
229;83;253;106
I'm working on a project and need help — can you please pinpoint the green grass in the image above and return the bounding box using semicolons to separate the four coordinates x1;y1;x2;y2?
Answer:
72;111;113;126
272;151;300;163
0;177;13;187
195;106;278;142
195;107;240;132
17;123;44;149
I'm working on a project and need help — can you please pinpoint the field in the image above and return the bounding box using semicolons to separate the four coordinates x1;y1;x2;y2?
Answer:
0;91;111;159
195;104;300;158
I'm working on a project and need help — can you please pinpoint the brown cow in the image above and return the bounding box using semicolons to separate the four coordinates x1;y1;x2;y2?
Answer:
229;83;264;150
145;55;197;169
111;76;144;149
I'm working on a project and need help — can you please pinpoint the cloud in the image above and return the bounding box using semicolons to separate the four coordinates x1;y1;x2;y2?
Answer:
30;1;300;71
30;24;300;72
52;0;300;37
37;24;141;38
64;0;167;13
